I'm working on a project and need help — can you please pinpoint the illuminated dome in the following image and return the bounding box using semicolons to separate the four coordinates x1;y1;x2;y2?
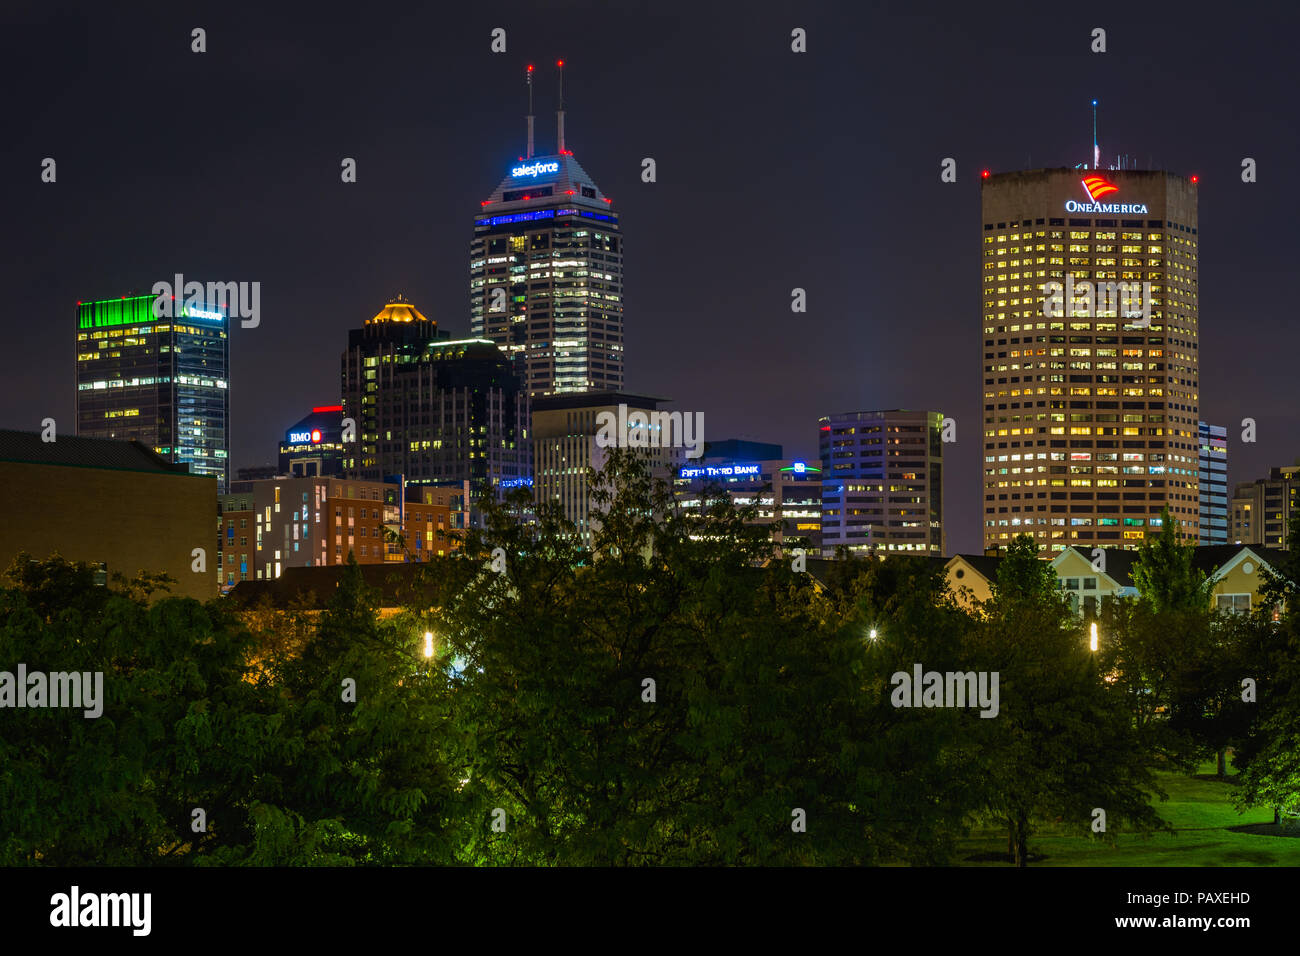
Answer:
370;296;428;324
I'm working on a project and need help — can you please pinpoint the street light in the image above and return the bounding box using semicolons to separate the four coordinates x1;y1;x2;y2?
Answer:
868;627;879;642
1089;621;1098;652
423;630;435;659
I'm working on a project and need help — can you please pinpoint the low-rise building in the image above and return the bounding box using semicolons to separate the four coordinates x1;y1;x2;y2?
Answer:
0;429;217;601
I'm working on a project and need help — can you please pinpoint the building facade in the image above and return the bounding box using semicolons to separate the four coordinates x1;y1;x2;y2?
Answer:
470;144;623;396
1231;464;1300;549
674;457;823;557
980;168;1199;553
340;299;530;507
1198;421;1228;545
279;405;346;478
218;474;469;586
75;294;230;492
532;393;678;548
819;409;945;556
0;430;217;601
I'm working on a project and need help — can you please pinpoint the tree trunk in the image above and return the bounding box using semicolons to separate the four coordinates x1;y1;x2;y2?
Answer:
1007;821;1014;862
1216;748;1226;778
1012;812;1029;867
1275;807;1282;826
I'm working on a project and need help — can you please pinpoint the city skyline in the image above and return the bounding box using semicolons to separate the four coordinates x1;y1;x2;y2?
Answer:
3;5;1298;553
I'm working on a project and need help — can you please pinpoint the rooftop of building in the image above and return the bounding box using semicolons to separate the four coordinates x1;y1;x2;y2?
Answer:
226;561;455;611
478;150;614;216
531;391;666;412
0;429;198;477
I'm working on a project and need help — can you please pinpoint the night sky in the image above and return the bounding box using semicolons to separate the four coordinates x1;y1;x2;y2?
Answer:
2;1;1296;554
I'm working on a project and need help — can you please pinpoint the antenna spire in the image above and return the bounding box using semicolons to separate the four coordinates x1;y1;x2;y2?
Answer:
1091;99;1099;169
526;64;535;159
557;59;566;154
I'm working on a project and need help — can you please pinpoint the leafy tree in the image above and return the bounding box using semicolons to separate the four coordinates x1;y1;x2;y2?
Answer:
970;536;1166;865
1131;505;1211;614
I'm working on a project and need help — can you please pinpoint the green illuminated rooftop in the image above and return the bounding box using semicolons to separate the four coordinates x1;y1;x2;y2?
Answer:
77;295;156;330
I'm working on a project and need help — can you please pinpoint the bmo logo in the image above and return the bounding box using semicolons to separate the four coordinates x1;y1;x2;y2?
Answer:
288;429;322;444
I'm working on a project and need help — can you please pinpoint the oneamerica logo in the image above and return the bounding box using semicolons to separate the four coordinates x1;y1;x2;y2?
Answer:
1065;199;1150;214
1065;175;1148;214
511;161;559;178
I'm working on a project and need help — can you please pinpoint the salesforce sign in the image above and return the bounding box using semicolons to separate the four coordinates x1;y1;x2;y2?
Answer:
511;160;559;178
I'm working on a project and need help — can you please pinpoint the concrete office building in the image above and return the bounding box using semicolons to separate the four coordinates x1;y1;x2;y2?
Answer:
75;293;230;492
340;298;530;507
1198;421;1228;545
532;392;678;548
470;66;624;396
1231;464;1300;549
819;409;945;556
981;168;1200;552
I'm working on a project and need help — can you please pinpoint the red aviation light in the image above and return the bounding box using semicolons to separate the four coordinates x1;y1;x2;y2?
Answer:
1190;175;1199;184
982;169;990;178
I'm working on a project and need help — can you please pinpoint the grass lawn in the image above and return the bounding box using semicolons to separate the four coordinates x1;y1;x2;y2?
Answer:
954;762;1300;866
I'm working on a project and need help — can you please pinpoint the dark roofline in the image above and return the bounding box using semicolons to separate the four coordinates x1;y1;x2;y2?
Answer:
0;430;202;477
531;392;668;412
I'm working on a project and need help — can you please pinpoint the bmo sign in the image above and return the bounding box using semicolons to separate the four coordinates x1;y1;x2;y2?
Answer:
288;429;322;444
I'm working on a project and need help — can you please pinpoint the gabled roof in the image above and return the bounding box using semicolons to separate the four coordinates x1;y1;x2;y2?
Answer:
0;429;195;477
947;553;1003;582
1205;545;1288;581
1052;547;1139;589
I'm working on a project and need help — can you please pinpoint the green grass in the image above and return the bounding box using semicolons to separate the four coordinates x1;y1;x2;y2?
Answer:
955;762;1300;866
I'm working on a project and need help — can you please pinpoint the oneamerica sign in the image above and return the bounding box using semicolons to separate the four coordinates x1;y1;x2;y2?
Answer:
511;161;559;178
1064;200;1149;214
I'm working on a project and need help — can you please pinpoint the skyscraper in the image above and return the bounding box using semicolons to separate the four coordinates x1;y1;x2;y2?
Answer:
532;392;674;548
819;409;945;556
1198;421;1228;545
980;168;1199;553
1231;464;1300;549
340;298;530;504
75;294;230;492
469;64;624;396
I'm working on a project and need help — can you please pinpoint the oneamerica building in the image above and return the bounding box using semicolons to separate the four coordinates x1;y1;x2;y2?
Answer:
981;168;1199;553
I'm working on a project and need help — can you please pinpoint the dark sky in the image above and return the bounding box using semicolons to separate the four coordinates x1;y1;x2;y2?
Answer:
2;0;1296;554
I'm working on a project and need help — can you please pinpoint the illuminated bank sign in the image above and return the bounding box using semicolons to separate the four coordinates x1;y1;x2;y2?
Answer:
679;463;762;480
511;160;559;178
1064;175;1148;214
287;429;322;444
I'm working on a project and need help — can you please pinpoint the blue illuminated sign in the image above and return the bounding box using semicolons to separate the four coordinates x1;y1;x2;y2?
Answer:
499;477;534;489
480;210;556;228
511;161;559;178
679;463;761;480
